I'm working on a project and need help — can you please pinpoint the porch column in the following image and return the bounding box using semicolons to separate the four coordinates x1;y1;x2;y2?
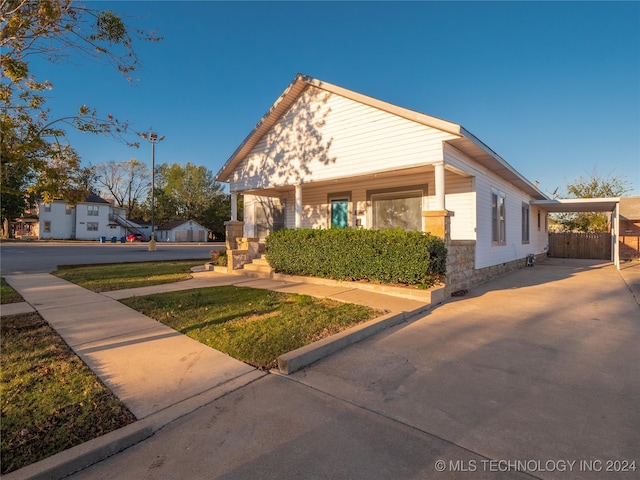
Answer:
295;184;302;228
225;190;243;249
434;161;446;211
230;192;238;222
613;203;620;270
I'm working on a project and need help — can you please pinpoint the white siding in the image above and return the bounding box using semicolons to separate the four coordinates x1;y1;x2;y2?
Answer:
474;171;548;269
243;195;257;237
243;170;475;237
158;222;208;242
38;201;74;239
445;172;476;240
76;202;111;240
38;200;122;240
230;87;458;191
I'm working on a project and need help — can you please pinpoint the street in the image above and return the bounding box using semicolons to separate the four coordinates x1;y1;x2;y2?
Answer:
0;242;223;274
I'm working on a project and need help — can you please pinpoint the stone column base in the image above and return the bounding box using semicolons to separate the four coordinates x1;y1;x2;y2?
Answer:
422;210;453;241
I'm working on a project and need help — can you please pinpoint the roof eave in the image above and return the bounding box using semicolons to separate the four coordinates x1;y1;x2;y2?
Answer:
216;74;311;183
449;127;549;200
215;74;465;184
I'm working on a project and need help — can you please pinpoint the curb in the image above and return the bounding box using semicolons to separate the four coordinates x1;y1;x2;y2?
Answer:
4;370;267;480
2;423;153;480
277;303;433;375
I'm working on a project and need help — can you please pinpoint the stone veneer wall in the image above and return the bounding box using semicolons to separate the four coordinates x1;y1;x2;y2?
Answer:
445;240;476;295
446;240;547;295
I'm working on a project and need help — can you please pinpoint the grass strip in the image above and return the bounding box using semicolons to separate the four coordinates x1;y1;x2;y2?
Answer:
122;286;382;370
1;278;24;304
53;260;203;292
0;314;136;474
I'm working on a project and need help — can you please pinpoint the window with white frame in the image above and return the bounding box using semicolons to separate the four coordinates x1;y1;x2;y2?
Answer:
86;222;98;231
87;205;99;216
491;189;506;245
370;189;423;231
65;205;73;215
43;204;51;212
522;203;530;244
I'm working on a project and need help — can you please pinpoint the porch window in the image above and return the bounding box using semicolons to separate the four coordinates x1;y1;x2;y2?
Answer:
255;198;285;240
522;203;530;244
371;190;422;231
492;189;506;245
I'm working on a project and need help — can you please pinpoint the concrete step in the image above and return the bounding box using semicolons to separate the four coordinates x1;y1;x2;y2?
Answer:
241;258;274;279
250;258;270;266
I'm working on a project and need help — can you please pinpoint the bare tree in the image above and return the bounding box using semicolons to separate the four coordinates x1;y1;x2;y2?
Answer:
94;158;150;217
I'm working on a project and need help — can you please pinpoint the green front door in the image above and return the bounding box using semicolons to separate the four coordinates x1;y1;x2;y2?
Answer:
331;199;348;228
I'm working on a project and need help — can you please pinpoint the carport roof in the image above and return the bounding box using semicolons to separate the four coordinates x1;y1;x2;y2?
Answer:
532;197;620;212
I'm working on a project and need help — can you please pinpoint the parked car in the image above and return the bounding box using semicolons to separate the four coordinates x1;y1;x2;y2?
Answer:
126;233;145;242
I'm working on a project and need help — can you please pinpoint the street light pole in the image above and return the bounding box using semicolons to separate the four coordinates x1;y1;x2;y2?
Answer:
146;132;163;252
150;132;157;241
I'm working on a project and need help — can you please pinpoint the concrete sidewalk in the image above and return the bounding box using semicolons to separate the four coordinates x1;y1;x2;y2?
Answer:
3;273;262;421
32;258;638;480
2;269;432;480
9;261;636;479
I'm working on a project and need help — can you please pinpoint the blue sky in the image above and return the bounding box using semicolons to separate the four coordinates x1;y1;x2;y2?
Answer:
37;1;640;196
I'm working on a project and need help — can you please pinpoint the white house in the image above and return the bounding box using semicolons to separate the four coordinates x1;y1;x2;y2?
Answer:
156;220;210;242
36;192;144;241
215;75;618;290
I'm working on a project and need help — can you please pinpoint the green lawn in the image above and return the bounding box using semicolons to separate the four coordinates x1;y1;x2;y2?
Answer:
1;261;383;473
1;278;24;304
122;286;382;370
0;314;136;474
53;260;203;292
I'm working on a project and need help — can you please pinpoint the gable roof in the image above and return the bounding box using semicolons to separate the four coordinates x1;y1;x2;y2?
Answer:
84;192;111;204
47;191;111;205
216;74;548;200
157;219;209;231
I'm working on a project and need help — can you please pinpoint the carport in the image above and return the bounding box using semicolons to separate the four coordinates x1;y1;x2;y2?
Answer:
532;197;621;269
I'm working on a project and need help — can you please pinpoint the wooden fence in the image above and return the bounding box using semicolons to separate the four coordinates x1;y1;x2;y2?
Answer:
548;232;612;260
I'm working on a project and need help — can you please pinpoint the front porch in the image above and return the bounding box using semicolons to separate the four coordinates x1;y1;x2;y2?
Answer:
229;163;474;242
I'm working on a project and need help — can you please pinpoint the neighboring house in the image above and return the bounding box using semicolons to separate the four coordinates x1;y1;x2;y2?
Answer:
620;196;640;259
34;192;143;241
12;211;39;239
215;74;621;289
156;220;210;242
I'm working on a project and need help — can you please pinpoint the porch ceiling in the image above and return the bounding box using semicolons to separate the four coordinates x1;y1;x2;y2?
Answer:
237;164;447;196
532;198;620;212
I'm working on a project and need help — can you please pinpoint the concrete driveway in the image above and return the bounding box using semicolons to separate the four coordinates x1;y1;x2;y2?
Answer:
66;259;639;479
292;258;640;477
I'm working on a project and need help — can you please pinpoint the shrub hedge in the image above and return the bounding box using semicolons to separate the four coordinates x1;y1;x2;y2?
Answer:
265;228;446;287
